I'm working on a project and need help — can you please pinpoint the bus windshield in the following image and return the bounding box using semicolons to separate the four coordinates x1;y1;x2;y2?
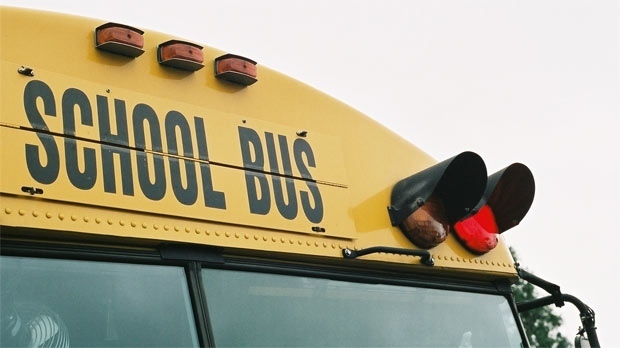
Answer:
202;268;523;348
0;255;199;348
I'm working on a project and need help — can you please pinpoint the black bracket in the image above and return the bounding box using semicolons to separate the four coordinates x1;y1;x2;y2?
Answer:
516;267;600;348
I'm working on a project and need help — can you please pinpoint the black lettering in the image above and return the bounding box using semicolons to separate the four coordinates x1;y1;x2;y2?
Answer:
62;88;96;190
133;103;166;200
294;138;323;223
239;126;270;215
266;133;297;220
194;117;226;209
23;80;59;184
165;111;197;205
98;96;134;195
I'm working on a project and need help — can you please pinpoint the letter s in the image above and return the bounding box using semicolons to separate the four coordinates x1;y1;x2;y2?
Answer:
23;80;60;184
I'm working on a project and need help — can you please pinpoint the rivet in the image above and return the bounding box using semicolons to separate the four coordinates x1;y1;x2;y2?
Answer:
185;227;191;233
70;215;77;221
174;226;180;232
263;236;268;241
4;208;12;214
195;228;200;234
119;220;125;226
19;210;26;216
153;224;159;230
142;223;148;229
225;232;231;238
83;216;90;222
163;225;169;231
130;221;137;227
58;214;65;220
244;234;250;239
108;219;114;225
32;211;39;217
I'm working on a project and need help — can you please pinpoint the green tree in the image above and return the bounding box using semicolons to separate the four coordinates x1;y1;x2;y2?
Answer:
510;247;571;348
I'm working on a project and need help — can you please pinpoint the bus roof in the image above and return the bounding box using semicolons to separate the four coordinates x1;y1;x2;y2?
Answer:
0;6;517;279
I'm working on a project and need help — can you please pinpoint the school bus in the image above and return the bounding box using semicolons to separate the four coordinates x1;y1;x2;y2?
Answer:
0;6;599;348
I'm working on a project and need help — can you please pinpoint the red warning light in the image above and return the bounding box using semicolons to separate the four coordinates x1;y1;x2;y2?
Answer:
454;163;535;254
389;154;534;255
454;205;499;254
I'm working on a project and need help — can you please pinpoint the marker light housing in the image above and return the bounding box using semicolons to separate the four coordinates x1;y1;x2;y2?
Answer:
95;23;145;57
215;54;258;86
158;40;204;71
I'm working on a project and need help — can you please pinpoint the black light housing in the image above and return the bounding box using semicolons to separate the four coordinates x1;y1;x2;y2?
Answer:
388;151;487;249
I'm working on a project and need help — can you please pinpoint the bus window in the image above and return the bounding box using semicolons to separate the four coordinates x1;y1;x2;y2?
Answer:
0;256;199;348
202;268;523;348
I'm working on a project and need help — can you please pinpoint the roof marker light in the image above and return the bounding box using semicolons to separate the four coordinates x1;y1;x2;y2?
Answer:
95;23;144;57
214;54;258;86
158;40;204;71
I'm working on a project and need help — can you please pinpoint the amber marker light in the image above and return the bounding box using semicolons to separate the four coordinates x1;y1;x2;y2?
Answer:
214;54;258;86
95;23;145;57
158;40;204;71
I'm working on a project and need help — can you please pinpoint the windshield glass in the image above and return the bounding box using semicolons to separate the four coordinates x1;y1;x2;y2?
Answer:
202;268;523;347
0;255;199;347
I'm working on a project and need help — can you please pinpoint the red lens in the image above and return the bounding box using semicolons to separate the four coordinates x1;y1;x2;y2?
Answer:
453;205;499;254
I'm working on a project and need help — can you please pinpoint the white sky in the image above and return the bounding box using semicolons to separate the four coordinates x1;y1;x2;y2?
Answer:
2;0;618;345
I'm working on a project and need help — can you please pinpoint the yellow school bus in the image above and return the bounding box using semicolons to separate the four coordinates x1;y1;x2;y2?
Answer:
0;6;598;347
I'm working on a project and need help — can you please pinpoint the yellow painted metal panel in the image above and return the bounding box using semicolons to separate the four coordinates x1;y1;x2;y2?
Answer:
0;6;518;278
0;125;354;238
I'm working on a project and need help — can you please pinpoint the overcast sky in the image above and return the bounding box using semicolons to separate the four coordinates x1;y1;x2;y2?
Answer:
2;0;618;345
